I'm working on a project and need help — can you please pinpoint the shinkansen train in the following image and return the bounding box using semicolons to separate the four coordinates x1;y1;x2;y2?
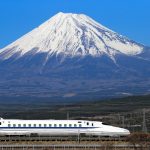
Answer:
0;118;130;137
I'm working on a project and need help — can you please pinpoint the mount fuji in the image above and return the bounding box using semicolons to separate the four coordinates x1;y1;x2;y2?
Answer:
0;12;150;101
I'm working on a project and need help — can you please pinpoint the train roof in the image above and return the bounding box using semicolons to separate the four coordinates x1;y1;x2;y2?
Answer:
0;118;102;123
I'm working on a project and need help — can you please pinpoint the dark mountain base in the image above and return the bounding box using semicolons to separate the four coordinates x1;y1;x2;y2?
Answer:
0;78;149;102
0;54;149;101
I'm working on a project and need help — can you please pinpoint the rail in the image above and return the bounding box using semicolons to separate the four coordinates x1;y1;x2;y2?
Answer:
0;136;126;142
0;144;149;150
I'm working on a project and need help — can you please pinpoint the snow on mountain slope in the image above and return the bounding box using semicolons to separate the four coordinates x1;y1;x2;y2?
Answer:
0;12;144;61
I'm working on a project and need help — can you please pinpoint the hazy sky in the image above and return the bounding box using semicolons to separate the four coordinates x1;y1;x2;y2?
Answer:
0;0;150;48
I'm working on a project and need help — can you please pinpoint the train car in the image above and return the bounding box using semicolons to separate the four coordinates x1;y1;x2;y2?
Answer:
0;118;130;137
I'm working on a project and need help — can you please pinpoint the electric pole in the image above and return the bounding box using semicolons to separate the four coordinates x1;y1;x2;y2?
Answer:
142;109;147;133
67;112;69;120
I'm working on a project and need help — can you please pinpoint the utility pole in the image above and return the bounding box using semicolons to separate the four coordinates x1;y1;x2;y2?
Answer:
120;116;125;128
142;109;147;133
122;116;125;128
118;113;121;121
67;112;69;120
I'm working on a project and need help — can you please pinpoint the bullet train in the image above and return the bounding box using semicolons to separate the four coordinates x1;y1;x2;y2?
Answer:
0;118;130;137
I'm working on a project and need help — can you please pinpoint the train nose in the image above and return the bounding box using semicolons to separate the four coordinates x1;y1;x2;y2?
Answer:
119;128;130;135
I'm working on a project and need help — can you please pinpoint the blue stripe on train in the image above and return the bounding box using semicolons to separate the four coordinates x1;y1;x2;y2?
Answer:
0;127;97;129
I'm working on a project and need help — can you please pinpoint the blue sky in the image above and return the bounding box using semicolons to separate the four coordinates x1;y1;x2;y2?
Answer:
0;0;150;49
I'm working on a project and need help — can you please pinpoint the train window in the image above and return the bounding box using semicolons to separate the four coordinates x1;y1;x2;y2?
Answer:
54;124;57;127
87;122;89;126
44;124;47;127
64;124;67;127
39;124;41;127
102;123;109;125
49;124;52;127
59;124;62;127
0;122;1;125
23;124;26;127
28;124;31;127
8;124;11;127
78;121;81;123
79;124;82;127
18;124;21;127
69;124;72;127
13;124;16;127
92;123;93;126
34;124;36;127
74;124;77;127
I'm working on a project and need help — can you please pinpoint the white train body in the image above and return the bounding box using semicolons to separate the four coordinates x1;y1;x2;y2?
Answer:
0;118;130;137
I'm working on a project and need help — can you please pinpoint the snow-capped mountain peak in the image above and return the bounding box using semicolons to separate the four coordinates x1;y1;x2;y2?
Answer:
0;12;144;60
0;12;149;100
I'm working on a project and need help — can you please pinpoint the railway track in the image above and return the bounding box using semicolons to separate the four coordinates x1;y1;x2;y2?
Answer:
0;136;126;142
0;144;149;150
